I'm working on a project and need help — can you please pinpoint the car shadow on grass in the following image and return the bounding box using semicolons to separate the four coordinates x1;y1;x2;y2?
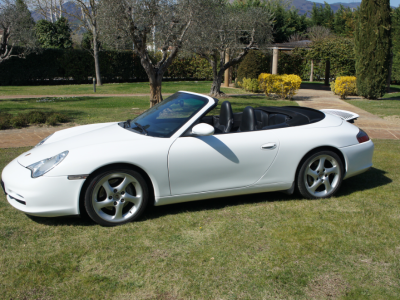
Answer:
27;167;391;226
145;167;392;221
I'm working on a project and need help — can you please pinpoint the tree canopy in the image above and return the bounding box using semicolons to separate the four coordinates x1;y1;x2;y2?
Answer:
35;17;73;49
0;0;38;64
355;0;391;99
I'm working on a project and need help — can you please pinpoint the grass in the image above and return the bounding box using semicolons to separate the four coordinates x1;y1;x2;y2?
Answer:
0;139;399;299
0;81;247;96
345;98;400;118
0;96;298;126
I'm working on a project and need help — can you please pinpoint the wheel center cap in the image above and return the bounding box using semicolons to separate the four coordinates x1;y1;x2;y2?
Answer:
114;194;120;200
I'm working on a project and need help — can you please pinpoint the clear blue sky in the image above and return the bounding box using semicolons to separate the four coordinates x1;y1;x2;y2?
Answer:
312;0;400;7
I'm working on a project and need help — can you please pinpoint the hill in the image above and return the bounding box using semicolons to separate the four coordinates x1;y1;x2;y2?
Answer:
291;0;360;15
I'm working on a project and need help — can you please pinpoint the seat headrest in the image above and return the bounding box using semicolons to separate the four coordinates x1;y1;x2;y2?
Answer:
220;101;233;123
240;106;257;132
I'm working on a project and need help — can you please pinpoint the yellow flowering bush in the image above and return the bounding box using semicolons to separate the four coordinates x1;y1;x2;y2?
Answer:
331;76;357;99
239;78;260;93
258;73;302;100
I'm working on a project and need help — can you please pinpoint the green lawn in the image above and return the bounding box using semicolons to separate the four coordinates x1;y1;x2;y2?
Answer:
0;81;246;96
0;140;399;299
345;98;400;118
0;96;297;126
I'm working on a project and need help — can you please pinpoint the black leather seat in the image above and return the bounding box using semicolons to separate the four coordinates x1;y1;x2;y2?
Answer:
238;106;257;132
214;101;233;133
255;110;269;129
268;113;288;126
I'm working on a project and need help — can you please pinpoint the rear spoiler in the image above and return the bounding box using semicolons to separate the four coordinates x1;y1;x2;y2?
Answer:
320;109;359;123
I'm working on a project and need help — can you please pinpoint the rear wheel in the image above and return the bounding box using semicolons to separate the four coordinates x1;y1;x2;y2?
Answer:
297;151;343;199
84;168;149;226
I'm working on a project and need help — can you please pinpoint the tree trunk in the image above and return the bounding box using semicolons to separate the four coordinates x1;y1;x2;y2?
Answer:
387;52;393;93
93;30;102;86
310;60;314;82
149;74;163;107
324;59;330;86
210;76;224;97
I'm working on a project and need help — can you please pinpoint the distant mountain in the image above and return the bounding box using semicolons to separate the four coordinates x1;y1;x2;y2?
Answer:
33;0;362;23
291;0;361;15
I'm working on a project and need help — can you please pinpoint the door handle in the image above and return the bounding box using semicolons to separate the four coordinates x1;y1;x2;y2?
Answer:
261;143;277;150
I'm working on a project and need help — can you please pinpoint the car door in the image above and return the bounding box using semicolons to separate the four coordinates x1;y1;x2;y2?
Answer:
168;130;280;195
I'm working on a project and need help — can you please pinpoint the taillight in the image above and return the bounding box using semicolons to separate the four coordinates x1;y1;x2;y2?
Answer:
357;129;370;143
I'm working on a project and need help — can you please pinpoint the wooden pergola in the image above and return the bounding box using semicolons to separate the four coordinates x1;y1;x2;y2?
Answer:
266;40;331;85
223;40;332;87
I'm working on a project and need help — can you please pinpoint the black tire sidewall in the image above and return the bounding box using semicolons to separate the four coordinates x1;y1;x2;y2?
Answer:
297;150;344;199
84;168;149;226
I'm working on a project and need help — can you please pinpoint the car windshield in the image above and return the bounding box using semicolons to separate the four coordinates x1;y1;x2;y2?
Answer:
126;92;209;138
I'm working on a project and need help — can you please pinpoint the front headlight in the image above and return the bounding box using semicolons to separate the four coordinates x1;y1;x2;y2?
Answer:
27;151;69;178
34;134;54;148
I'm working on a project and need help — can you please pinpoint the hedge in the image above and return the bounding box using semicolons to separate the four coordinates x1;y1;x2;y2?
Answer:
0;48;214;85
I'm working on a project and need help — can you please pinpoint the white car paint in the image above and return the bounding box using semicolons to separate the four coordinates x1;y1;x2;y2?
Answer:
2;91;374;218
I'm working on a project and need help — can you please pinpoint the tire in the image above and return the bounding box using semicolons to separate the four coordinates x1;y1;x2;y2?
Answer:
84;168;149;226
297;150;344;199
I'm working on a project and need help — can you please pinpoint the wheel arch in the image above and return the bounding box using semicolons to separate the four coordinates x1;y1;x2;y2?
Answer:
294;146;346;184
78;163;155;217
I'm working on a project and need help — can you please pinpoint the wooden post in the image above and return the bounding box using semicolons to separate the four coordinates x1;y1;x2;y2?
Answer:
224;50;230;87
310;59;314;82
324;60;330;86
272;48;279;75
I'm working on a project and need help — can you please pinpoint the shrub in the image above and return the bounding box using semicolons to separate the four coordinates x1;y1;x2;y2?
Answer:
237;50;270;85
46;113;69;126
240;78;260;93
0;113;11;129
258;73;302;99
26;111;47;124
10;114;28;128
46;115;58;126
331;76;357;99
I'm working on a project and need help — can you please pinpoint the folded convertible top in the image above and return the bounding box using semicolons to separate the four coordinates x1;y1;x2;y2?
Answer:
255;106;326;127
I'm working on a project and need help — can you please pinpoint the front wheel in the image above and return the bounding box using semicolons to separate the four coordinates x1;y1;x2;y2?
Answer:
84;168;149;226
297;151;344;199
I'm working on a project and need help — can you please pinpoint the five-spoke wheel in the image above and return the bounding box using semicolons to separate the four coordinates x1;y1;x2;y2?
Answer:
297;150;343;199
84;168;149;226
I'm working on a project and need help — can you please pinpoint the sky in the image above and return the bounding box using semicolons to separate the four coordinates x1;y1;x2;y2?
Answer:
311;0;400;7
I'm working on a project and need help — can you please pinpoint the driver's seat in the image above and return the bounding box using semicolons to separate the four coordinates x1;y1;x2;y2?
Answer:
238;106;257;132
214;101;233;133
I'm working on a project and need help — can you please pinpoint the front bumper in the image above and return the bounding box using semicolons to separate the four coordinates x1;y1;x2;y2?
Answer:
2;158;85;217
340;140;374;180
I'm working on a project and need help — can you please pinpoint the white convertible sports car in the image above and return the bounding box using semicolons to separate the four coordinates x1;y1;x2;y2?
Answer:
2;91;374;226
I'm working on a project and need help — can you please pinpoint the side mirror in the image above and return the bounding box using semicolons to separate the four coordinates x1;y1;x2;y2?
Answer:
192;123;215;136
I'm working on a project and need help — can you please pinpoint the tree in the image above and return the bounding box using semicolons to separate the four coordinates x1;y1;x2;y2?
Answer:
310;2;334;30
0;0;38;64
187;1;273;97
28;0;65;23
35;16;72;49
307;26;331;41
355;0;391;99
270;4;309;43
69;0;103;85
333;5;356;37
99;0;203;107
391;6;400;82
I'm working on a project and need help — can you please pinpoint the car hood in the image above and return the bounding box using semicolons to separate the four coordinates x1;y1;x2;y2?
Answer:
17;122;151;167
